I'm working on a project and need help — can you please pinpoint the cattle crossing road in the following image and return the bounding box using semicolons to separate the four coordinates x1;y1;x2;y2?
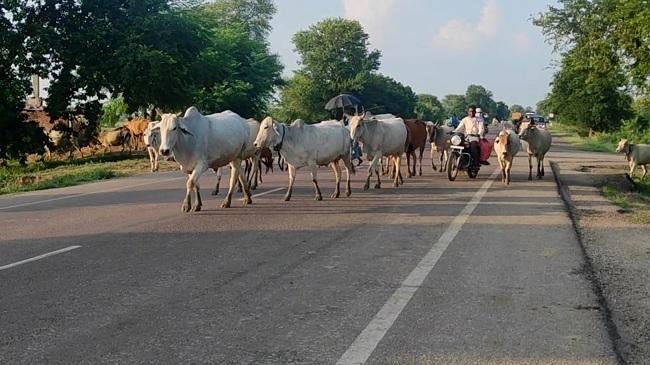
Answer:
0;145;617;364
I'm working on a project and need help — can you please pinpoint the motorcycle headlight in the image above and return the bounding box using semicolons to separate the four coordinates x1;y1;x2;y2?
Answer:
451;135;462;146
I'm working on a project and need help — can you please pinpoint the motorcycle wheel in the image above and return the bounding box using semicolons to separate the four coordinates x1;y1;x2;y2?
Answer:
447;153;459;181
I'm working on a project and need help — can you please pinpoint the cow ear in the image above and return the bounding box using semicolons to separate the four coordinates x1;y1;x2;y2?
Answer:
272;122;281;136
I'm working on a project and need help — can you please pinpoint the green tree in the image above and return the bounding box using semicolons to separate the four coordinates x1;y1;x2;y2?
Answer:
536;96;552;117
442;94;466;118
0;3;48;161
360;74;416;118
189;0;276;41
277;18;381;121
509;104;525;115
535;0;650;92
464;85;497;116
415;94;445;122
100;96;129;128
547;45;632;131
495;101;509;121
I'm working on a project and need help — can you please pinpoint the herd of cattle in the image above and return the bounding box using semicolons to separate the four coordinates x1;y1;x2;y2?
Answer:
41;106;650;212
136;107;561;212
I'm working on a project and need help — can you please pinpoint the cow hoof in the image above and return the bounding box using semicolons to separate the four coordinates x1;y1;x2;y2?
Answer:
393;183;399;188
331;192;340;199
315;195;323;201
284;195;291;201
192;205;202;212
182;204;191;213
363;183;370;191
221;200;231;208
374;183;381;189
528;176;533;181
211;190;219;196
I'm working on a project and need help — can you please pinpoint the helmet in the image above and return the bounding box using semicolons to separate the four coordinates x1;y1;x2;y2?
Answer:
476;107;482;113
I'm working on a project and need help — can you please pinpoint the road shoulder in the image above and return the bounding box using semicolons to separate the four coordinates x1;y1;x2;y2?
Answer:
551;149;650;364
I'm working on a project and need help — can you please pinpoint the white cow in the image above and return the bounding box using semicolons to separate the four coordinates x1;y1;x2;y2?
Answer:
144;121;161;172
348;114;408;190
210;119;262;195
254;117;355;201
155;107;252;212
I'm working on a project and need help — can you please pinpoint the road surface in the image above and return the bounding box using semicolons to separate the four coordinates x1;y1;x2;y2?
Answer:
0;142;618;364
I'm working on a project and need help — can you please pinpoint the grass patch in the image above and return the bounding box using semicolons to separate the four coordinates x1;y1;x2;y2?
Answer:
549;124;617;152
602;179;650;224
0;153;178;195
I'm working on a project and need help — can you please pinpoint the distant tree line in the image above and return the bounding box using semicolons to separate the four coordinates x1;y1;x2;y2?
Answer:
1;1;529;162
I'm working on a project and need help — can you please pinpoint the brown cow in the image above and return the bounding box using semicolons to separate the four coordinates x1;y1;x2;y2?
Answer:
123;117;150;150
404;119;428;177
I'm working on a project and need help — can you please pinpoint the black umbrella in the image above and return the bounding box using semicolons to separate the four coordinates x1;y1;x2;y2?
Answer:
324;94;361;110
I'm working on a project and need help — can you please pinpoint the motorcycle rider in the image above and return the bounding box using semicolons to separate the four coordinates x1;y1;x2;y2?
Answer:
453;105;485;167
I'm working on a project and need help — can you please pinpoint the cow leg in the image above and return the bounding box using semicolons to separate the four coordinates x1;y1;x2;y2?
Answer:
431;147;437;171
418;147;424;176
330;161;341;198
343;159;353;197
309;164;323;201
540;155;546;177
394;155;403;187
629;161;636;178
641;165;648;180
237;160;253;205
147;148;155;172
440;150;446;172
527;154;533;181
365;154;379;190
193;182;202;212
537;156;543;179
284;164;296;201
250;156;260;190
183;164;206;213
211;168;222;195
221;163;240;208
507;159;513;185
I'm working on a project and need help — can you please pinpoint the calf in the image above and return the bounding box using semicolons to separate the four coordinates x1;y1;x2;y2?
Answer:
493;128;521;185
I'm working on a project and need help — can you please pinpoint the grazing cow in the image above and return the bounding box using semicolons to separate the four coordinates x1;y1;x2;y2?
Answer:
96;127;131;155
426;122;453;172
404;119;428;177
519;122;552;180
348;114;408;190
155;107;252;212
616;139;650;179
493;128;521;185
254;117;355;201
144;122;161;172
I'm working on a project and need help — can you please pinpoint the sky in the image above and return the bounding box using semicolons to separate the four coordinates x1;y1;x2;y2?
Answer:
268;0;558;108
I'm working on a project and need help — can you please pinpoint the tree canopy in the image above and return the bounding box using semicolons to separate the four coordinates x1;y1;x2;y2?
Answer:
415;94;445;122
535;0;644;131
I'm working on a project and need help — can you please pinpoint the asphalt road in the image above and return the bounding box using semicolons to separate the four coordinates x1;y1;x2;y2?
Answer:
0;140;618;364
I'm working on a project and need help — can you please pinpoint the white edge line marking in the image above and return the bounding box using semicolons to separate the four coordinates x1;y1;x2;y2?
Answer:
250;187;284;198
0;245;81;271
336;170;499;365
0;176;185;210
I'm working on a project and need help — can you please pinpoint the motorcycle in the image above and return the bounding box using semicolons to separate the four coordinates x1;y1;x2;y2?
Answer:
446;132;480;181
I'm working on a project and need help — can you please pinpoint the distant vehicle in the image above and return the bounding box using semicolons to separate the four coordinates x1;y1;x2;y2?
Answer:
528;114;546;128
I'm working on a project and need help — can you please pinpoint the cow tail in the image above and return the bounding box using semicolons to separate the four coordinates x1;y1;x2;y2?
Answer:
404;126;411;152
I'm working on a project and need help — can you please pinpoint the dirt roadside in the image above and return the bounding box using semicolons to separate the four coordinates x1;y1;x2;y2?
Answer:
549;139;650;365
